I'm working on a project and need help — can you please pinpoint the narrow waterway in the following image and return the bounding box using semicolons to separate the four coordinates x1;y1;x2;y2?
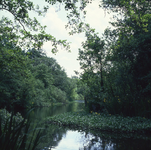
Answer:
28;101;151;150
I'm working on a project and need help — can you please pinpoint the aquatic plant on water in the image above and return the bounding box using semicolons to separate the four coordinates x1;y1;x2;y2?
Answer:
47;111;151;134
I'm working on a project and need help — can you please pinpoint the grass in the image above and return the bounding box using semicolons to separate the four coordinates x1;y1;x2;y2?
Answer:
47;111;151;134
0;109;42;150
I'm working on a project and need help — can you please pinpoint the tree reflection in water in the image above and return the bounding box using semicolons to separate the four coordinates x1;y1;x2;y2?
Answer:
78;131;114;150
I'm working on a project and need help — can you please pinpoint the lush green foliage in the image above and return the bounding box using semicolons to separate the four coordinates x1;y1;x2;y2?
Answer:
0;0;86;110
0;0;71;52
48;111;151;134
0;109;24;130
78;0;151;117
1;0;151;143
0;46;32;110
0;47;80;109
0;109;42;150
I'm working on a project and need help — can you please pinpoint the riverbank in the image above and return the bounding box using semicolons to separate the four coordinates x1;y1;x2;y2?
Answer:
33;100;81;107
47;111;151;134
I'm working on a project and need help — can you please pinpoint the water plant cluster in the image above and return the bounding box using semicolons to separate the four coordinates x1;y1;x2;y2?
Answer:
47;111;151;134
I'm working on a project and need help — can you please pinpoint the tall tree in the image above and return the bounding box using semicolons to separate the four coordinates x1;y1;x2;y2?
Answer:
78;28;106;112
101;0;151;116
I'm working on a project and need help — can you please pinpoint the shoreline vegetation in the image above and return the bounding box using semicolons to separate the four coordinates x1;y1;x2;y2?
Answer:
0;109;41;150
47;111;151;135
32;100;82;107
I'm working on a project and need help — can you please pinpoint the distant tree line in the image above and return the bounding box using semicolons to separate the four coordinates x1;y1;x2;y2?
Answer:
1;0;151;118
0;46;84;110
0;0;86;111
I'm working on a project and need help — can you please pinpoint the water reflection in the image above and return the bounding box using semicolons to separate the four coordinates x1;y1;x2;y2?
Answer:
49;130;115;150
28;102;151;150
29;102;84;121
39;127;151;150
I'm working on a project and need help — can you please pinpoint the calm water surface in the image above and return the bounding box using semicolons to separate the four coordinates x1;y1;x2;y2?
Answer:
28;102;151;150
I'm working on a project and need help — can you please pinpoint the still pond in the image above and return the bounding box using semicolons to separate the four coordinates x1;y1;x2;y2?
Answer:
28;101;151;150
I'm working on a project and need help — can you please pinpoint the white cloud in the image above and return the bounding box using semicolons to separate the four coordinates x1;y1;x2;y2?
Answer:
42;7;69;38
41;2;113;77
1;0;114;77
41;7;86;77
85;1;112;34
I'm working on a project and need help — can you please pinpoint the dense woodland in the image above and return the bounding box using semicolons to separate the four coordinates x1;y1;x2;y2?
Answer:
0;46;83;110
78;0;151;117
0;0;151;118
0;0;151;149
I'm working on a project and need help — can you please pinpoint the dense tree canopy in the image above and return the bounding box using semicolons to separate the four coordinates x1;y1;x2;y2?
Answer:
0;0;73;52
0;46;80;110
0;0;151;117
0;0;85;110
78;0;151;117
3;0;151;149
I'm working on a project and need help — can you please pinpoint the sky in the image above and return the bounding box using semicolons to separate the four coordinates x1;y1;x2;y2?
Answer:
39;0;114;77
1;0;114;77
